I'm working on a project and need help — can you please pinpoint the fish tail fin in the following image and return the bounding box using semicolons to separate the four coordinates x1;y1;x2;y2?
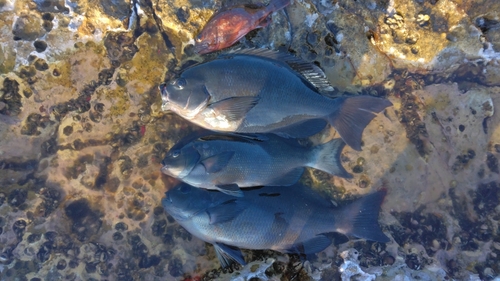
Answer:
267;0;290;12
335;189;390;243
327;96;392;151
309;138;352;178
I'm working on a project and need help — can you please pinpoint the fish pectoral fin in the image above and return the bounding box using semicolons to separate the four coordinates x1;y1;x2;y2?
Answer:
215;184;244;197
214;242;246;268
271;119;327;138
201;151;235;173
267;167;304;186
206;198;246;224
284;235;332;255
209;96;260;121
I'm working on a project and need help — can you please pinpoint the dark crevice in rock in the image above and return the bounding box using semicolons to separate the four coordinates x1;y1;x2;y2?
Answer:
394;76;429;158
0;159;38;172
141;0;176;56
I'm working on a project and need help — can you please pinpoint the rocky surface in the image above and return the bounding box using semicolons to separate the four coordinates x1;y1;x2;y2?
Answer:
0;0;499;280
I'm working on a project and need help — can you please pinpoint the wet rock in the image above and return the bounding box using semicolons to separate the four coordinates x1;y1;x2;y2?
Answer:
33;40;48;52
0;78;23;116
162;234;174;247
486;153;499;173
103;31;138;65
151;219;167;236
8;189;27;208
168;256;183;277
13;219;27;239
473;181;499;218
38;187;62;217
89;110;102;123
56;259;67;270
63;126;73;136
139;255;161;268
41;138;58;157
390;208;448;256
118;156;133;177
398;86;428;157
12;13;45;41
115;222;128;231
33;0;68;13
112;232;124;241
37;243;51;263
33;58;49;71
176;6;190;23
100;0;130;20
27;233;42;244
64;199;103;242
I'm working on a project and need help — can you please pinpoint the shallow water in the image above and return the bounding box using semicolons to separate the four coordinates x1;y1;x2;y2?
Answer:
0;0;500;280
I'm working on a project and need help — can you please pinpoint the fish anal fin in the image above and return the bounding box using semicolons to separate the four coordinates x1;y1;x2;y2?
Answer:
284;235;331;255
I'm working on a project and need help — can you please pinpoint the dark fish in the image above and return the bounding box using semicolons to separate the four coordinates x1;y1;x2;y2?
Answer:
160;49;392;151
193;0;290;54
162;183;390;267
161;132;351;197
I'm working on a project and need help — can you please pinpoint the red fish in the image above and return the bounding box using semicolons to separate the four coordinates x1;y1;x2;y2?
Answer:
193;0;290;54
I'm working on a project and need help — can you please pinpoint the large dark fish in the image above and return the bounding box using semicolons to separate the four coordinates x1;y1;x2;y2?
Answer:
160;49;392;151
162;183;390;267
161;132;351;197
194;0;290;54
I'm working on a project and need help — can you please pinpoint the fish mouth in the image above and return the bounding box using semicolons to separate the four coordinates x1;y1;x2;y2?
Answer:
159;83;170;111
161;165;187;179
193;42;211;55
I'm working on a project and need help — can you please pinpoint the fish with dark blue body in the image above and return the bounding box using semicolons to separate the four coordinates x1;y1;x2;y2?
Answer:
162;183;390;267
161;132;351;197
160;49;392;151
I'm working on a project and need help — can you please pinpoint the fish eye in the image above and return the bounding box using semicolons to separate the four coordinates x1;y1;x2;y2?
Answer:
175;78;186;89
170;150;180;158
179;184;191;193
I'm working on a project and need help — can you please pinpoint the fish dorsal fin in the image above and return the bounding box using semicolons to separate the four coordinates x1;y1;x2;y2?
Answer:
200;151;235;173
220;48;334;92
214;242;246;268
